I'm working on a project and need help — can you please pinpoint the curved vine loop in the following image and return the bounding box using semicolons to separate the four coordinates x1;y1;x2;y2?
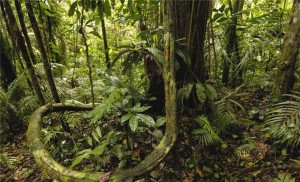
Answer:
27;98;177;182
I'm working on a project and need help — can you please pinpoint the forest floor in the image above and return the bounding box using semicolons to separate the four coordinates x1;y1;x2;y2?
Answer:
0;91;300;182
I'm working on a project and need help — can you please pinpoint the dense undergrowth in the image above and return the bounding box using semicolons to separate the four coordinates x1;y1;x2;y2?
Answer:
1;87;299;181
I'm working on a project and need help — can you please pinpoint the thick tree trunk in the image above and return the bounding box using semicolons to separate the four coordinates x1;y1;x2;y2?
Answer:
275;0;300;99
1;0;45;104
175;0;210;84
25;1;61;103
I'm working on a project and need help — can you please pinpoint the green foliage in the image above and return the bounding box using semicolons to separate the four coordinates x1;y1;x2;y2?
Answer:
192;116;222;146
70;130;124;169
264;92;300;148
87;87;122;124
235;143;257;159
0;152;17;169
209;86;250;135
192;87;250;147
121;103;155;132
177;82;217;107
272;173;295;182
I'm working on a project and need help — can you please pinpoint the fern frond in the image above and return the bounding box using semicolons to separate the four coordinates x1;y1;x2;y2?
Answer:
264;92;300;148
235;143;257;159
7;73;29;102
18;95;40;118
192;116;222;146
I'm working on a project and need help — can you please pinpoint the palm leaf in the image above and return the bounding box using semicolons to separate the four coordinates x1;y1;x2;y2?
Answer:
264;92;300;148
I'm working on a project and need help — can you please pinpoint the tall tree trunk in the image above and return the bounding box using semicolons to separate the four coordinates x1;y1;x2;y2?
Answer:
15;0;37;65
47;13;62;64
79;9;95;107
232;0;244;87
275;0;300;99
1;0;45;104
25;1;60;103
1;2;34;92
175;0;210;84
0;50;16;90
101;19;110;71
172;0;210;111
222;0;243;86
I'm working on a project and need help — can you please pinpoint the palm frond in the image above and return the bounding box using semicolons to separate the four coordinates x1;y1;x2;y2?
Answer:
235;143;258;159
192;116;222;146
264;92;300;148
209;87;248;135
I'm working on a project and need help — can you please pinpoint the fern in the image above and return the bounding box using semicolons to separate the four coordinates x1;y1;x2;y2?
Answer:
18;95;40;119
7;73;29;103
264;92;300;148
209;86;249;135
0;152;17;169
272;173;296;182
235;143;258;159
192;116;222;146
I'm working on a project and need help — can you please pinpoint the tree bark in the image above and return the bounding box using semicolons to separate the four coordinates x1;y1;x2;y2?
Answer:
101;19;111;71
0;2;33;92
15;0;37;65
79;8;95;107
222;0;243;86
25;1;61;103
275;0;300;99
0;49;16;90
175;0;210;84
1;0;45;104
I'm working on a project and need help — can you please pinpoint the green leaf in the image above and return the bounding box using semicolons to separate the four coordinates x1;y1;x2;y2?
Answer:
281;148;287;156
151;129;163;140
121;113;133;123
129;115;138;132
87;136;93;146
89;30;102;39
133;103;151;112
155;117;166;127
196;83;206;104
137;114;155;126
43;9;55;17
111;144;123;160
91;141;108;156
70;149;91;168
92;130;99;143
212;13;223;21
95;126;102;138
205;84;217;101
176;49;191;66
145;47;164;65
68;1;78;16
178;83;193;100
